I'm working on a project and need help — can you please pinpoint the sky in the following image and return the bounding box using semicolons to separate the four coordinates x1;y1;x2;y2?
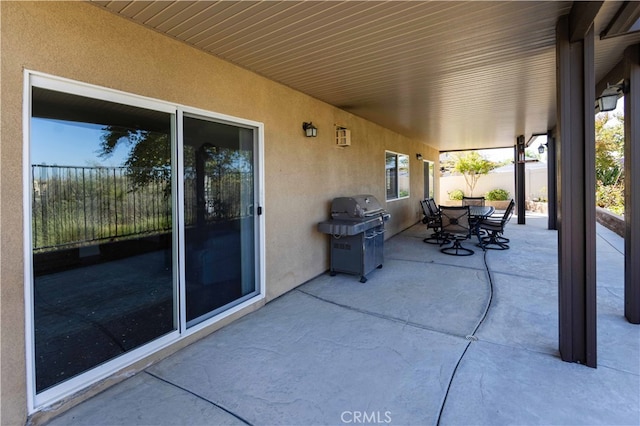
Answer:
476;148;514;162
31;118;129;167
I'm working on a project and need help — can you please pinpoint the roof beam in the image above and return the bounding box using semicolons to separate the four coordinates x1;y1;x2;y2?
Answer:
569;1;603;42
601;1;640;39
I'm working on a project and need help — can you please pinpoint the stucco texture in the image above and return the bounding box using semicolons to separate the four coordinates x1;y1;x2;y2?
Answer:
0;2;437;423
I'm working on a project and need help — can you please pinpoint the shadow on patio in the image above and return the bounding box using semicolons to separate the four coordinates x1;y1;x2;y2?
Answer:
46;214;639;425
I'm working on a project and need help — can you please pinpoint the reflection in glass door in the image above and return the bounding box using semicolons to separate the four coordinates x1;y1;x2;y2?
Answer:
30;87;176;393
183;116;257;326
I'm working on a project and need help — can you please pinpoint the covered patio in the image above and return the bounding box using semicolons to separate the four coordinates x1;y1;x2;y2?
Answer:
3;2;640;423
46;215;638;425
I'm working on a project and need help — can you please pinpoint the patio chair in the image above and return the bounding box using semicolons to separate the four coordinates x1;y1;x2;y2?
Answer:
462;196;485;206
478;199;515;250
420;199;431;224
439;205;474;256
420;199;448;244
484;205;511;243
427;198;440;219
462;196;485;234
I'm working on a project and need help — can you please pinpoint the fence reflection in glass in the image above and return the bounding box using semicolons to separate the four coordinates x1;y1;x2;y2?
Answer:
30;87;175;392
182;116;257;326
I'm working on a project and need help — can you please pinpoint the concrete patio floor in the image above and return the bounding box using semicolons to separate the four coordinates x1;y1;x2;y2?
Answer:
46;214;639;426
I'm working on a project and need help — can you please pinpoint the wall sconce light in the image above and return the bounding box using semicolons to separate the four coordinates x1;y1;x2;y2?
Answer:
416;153;423;160
597;81;628;112
538;143;547;154
302;122;318;137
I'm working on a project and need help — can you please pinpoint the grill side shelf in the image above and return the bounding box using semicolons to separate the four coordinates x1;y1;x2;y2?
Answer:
317;217;384;236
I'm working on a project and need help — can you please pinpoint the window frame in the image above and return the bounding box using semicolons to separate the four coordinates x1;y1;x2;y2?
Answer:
385;150;410;201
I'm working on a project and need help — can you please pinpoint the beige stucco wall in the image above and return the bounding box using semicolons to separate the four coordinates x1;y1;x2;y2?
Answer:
0;2;438;424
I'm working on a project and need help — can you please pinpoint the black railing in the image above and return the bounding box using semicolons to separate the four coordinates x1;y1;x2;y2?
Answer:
32;165;253;252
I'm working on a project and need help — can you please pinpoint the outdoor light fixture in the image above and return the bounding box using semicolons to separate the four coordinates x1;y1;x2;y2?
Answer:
597;81;628;112
416;153;423;160
302;122;318;137
538;143;547;154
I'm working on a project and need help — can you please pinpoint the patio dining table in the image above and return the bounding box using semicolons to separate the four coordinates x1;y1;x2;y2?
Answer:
469;205;495;246
438;205;495;219
469;205;495;219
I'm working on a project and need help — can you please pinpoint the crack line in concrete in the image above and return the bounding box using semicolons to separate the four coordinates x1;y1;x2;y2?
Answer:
384;255;487;272
296;288;470;340
144;371;254;426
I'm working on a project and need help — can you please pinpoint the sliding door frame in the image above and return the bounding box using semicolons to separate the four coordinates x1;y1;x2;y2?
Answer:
23;70;265;413
178;106;266;335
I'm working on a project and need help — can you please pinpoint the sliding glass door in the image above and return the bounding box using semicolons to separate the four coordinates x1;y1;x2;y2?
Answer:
27;75;263;408
183;115;258;327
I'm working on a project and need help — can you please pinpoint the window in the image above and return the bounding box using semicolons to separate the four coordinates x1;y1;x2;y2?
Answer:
385;151;409;200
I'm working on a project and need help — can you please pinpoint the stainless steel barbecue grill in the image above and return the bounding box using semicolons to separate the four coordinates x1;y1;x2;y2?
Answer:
317;195;390;283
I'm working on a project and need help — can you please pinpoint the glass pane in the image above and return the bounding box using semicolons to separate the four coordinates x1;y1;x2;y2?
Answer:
429;161;435;198
31;87;175;393
423;161;431;199
386;152;397;200
183;116;256;326
398;154;410;198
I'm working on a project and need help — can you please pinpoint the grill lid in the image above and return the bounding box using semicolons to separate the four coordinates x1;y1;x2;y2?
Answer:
331;194;386;219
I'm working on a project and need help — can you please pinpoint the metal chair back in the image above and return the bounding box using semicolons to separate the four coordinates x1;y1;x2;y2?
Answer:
462;196;485;207
439;206;471;238
421;198;449;245
427;198;439;216
420;199;431;223
501;199;516;226
439;206;474;255
478;199;516;250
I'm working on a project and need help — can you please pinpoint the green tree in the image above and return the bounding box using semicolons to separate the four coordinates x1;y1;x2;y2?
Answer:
452;151;498;196
99;126;171;190
525;147;542;161
595;112;624;215
595;112;624;186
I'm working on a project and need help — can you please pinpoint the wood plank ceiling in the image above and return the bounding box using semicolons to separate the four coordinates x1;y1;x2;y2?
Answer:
90;1;635;152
